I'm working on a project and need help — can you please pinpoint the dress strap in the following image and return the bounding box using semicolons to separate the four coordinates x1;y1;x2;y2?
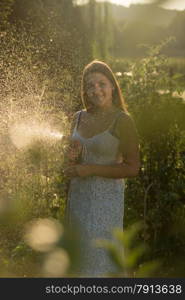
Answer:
109;111;124;134
74;110;82;132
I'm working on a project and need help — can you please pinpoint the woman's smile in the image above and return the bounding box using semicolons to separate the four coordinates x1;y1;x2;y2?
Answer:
85;72;114;109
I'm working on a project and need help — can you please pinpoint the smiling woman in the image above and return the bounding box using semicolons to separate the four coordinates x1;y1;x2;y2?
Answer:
84;73;115;110
64;60;140;277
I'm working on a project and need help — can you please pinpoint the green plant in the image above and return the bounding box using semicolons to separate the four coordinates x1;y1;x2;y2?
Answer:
96;223;160;277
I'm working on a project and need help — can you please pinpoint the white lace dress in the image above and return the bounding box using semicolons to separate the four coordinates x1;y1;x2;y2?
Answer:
67;110;125;277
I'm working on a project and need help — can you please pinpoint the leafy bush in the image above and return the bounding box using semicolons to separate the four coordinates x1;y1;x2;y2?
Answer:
119;42;185;277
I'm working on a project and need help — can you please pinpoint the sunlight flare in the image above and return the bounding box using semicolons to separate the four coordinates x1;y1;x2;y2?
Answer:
24;218;64;252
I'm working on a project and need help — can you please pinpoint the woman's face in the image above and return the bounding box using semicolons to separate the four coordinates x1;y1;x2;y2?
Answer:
85;72;114;109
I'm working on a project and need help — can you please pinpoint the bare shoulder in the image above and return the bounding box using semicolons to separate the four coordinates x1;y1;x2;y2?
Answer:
72;110;81;120
113;111;138;147
72;110;86;122
114;111;139;157
116;111;137;132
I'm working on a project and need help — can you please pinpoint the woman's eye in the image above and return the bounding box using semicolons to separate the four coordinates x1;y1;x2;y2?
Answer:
86;81;106;92
87;84;93;90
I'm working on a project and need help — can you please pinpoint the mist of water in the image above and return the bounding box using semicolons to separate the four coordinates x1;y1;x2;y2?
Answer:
9;121;64;149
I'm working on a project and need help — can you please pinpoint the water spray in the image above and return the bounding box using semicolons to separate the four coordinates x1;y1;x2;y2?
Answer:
9;121;64;149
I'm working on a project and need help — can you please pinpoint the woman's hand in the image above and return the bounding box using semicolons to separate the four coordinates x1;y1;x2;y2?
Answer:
63;165;79;178
76;165;93;177
67;140;83;165
64;164;93;178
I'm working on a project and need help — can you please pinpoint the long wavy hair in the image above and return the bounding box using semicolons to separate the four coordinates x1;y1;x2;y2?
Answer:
81;60;128;113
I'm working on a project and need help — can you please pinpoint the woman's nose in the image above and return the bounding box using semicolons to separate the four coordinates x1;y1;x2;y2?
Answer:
94;83;101;94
